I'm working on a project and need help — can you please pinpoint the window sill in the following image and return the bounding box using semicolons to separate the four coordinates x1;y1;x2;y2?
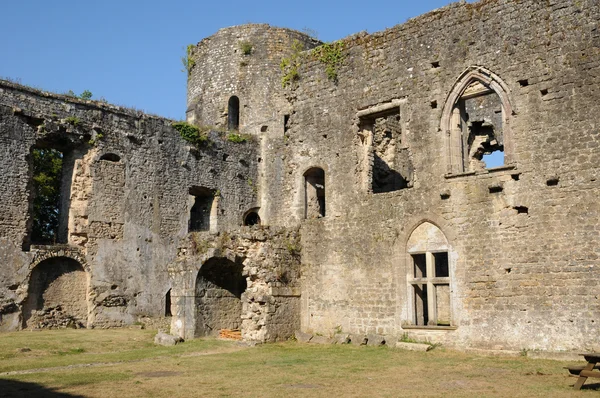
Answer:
402;325;458;331
444;163;517;180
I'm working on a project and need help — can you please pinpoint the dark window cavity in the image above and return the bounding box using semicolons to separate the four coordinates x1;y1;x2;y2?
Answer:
165;289;172;317
189;186;215;232
228;96;240;131
304;168;325;219
99;153;121;162
243;209;261;226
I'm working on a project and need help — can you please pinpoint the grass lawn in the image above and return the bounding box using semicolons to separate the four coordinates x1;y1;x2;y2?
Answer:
0;329;598;397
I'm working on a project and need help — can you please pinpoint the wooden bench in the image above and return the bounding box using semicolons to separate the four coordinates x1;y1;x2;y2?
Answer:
567;353;600;390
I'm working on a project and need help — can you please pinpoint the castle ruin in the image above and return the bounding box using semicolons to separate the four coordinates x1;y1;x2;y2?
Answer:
0;0;599;352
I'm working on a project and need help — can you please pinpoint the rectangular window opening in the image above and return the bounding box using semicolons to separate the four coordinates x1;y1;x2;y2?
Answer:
412;253;427;278
413;284;429;326
433;252;449;278
435;284;451;326
409;250;452;328
26;147;66;248
189;187;215;232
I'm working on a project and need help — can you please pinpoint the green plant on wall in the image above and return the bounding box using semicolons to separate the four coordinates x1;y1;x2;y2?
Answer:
280;40;305;87
172;121;209;146
226;132;247;143
65;116;80;126
312;41;345;82
239;41;253;55
181;44;196;76
88;132;104;146
80;90;93;100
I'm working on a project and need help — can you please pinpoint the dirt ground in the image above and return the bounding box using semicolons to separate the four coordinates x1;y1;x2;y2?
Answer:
0;329;598;397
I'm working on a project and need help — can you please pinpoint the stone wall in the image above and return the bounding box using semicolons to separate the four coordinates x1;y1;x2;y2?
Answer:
168;226;301;342
0;81;260;331
1;0;599;353
267;0;600;351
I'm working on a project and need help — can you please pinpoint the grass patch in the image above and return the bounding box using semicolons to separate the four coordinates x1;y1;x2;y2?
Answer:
0;329;595;397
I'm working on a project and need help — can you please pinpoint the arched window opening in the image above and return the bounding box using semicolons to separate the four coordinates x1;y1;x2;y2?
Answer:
195;257;246;337
99;153;121;162
406;222;453;327
457;81;504;170
188;186;216;232
165;289;172;317
22;257;87;329
441;67;513;174
303;168;325;219
228;96;240;131
243;209;261;226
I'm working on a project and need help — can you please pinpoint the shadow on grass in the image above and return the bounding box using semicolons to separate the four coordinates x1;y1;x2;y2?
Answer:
0;378;85;397
580;381;600;391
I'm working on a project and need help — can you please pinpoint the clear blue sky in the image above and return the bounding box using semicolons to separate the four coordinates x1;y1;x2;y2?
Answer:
0;0;465;120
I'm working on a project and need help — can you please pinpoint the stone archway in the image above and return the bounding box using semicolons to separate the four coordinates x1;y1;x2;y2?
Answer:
22;256;88;329
195;257;247;337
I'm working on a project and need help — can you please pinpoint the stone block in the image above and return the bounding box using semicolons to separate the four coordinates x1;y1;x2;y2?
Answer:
154;332;183;346
311;335;334;344
351;334;368;346
395;342;431;352
366;334;385;346
295;330;313;343
333;333;351;344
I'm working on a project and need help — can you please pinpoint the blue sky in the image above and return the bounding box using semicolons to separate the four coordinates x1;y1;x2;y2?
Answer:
0;0;465;120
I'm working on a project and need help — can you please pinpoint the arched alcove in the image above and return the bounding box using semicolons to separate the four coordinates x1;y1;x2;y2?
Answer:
303;167;325;219
22;256;88;329
243;208;261;226
228;96;240;131
195;257;246;337
406;222;453;327
440;66;514;174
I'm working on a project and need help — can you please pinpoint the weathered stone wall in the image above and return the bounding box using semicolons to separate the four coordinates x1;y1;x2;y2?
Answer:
1;0;599;353
168;226;301;342
186;24;320;226
267;0;600;351
0;81;260;330
186;24;320;135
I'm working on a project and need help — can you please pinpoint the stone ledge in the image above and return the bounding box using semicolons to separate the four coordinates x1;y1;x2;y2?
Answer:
269;287;301;297
402;325;458;331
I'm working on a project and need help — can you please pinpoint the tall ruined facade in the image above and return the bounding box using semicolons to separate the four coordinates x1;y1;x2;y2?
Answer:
0;0;599;352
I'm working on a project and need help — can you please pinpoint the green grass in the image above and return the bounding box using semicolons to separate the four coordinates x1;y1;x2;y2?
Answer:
0;329;597;397
0;329;229;373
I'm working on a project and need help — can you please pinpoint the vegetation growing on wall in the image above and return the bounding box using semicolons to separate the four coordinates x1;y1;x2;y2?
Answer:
280;40;305;87
239;41;253;55
312;41;345;82
181;44;196;76
226;132;248;143
31;148;63;244
64;116;80;126
65;90;93;100
80;90;93;100
172;121;209;146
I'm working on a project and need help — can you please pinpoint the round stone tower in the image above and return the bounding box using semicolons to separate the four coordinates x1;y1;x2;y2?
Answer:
186;24;320;136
